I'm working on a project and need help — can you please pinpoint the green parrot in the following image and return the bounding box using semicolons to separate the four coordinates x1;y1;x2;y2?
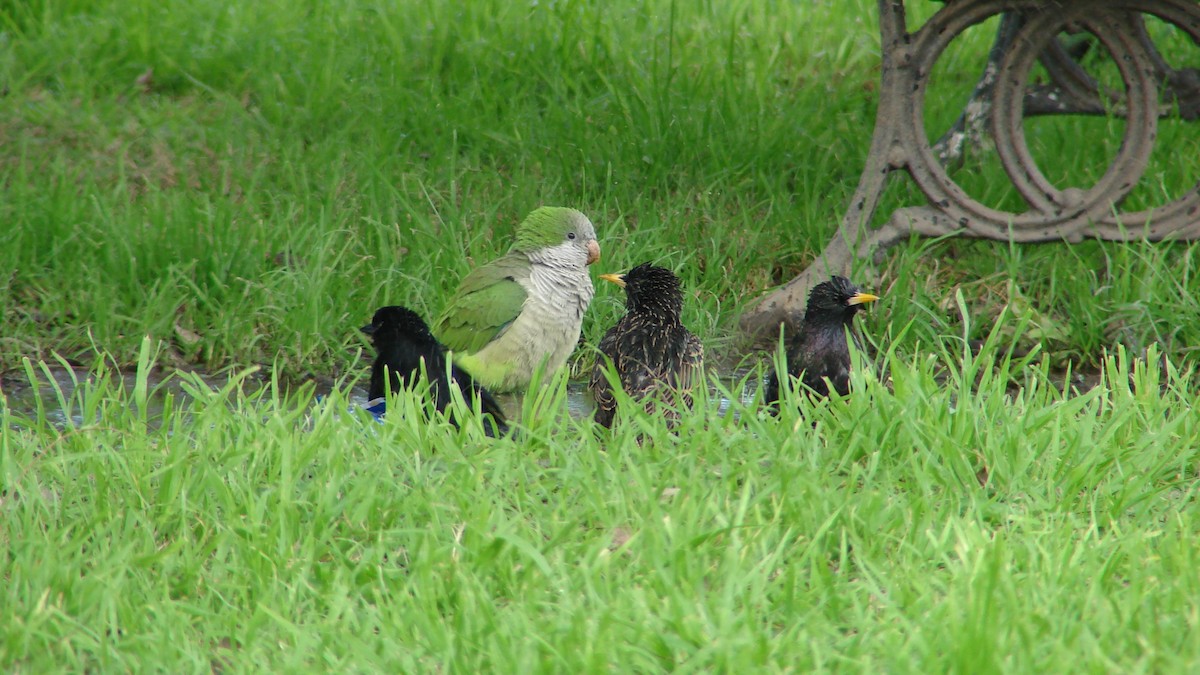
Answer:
434;207;601;393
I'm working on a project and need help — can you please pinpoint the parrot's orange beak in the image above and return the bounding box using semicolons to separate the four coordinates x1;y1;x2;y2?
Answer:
586;240;601;265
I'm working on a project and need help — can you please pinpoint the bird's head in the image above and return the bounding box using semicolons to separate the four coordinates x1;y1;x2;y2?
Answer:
512;206;601;267
599;262;684;319
360;305;438;346
804;276;879;324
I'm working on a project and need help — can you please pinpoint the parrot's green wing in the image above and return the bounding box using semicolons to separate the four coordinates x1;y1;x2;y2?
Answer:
434;253;529;354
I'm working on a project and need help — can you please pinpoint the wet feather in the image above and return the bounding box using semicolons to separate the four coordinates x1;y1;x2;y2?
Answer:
765;276;878;407
362;305;508;436
590;263;704;428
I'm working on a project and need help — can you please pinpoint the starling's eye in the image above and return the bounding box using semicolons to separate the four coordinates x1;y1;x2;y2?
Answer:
567;232;577;240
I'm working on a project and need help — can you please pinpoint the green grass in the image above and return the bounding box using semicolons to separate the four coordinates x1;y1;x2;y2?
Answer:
3;0;1197;372
4;332;1200;671
4;0;1200;670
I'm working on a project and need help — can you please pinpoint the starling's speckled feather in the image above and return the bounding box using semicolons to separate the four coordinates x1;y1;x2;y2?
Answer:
362;305;508;435
765;276;878;405
590;263;704;428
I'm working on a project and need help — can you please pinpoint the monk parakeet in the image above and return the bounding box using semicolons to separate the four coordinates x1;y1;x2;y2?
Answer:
765;276;879;407
434;207;601;392
361;305;508;436
590;263;704;428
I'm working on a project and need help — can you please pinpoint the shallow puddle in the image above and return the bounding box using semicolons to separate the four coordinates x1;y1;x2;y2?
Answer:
1;362;1105;431
1;367;200;430
1;365;763;430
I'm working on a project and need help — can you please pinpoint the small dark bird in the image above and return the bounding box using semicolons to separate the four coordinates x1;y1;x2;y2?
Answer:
765;276;879;406
361;305;508;436
590;263;704;428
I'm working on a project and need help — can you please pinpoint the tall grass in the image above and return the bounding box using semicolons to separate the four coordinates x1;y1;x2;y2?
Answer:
3;0;1197;374
4;329;1200;670
3;3;1200;668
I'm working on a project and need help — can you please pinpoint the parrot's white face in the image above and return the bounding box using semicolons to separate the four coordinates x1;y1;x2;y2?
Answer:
533;211;601;268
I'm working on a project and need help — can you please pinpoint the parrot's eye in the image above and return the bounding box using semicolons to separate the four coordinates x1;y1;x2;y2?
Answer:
567;232;577;240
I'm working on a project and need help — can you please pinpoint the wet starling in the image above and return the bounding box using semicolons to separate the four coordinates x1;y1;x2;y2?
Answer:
590;263;704;428
361;305;508;436
765;276;879;405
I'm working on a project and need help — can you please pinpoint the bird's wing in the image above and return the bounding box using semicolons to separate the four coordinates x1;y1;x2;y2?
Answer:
622;345;658;400
673;332;704;399
475;386;509;426
471;378;510;437
589;327;622;428
435;254;529;354
800;325;851;397
446;360;510;435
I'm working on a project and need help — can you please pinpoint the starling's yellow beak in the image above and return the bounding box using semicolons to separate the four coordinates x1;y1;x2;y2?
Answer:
847;291;880;306
599;273;627;288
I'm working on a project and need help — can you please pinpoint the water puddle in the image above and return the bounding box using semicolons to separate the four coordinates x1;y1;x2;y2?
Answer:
1;361;1105;432
1;366;200;430
1;363;769;431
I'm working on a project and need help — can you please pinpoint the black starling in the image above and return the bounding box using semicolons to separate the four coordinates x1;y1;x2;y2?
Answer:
590;263;704;428
361;305;508;436
765;276;879;405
